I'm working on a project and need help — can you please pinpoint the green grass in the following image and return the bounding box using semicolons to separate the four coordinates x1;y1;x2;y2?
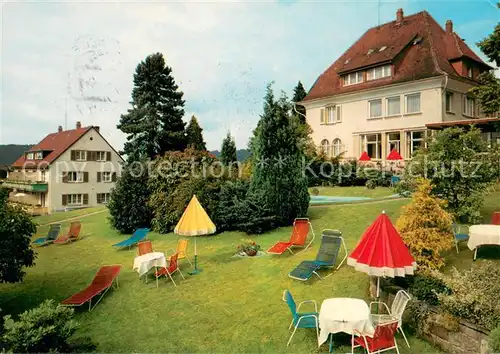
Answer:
0;198;440;353
32;206;106;226
310;186;395;199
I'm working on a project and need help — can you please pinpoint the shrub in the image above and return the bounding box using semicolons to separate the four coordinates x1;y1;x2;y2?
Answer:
108;161;152;234
405;299;432;336
437;261;500;330
396;178;454;271
365;179;377;189
2;299;95;353
489;326;500;352
409;273;450;306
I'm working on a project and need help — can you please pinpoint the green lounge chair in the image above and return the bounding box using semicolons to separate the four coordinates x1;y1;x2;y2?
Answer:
32;224;62;246
288;229;347;281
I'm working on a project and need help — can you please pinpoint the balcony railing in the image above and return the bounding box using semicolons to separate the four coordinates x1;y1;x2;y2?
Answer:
0;179;48;192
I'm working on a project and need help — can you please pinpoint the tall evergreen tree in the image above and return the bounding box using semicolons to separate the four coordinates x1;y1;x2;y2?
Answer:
220;132;237;166
185;115;207;151
250;83;310;226
292;81;307;123
117;53;186;161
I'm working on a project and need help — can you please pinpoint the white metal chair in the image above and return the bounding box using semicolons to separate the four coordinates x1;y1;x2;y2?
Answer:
369;290;411;348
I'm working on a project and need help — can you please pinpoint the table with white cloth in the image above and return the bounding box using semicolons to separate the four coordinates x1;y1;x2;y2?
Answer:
133;252;167;281
467;225;500;260
318;298;375;348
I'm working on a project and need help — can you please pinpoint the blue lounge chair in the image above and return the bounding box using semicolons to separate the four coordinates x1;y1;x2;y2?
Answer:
288;230;347;281
32;224;61;246
283;289;319;347
112;228;150;249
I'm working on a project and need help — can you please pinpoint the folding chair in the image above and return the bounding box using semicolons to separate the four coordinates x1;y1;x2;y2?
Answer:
155;253;185;288
352;319;400;354
112;228;150;249
268;218;315;255
137;240;153;256
166;239;192;265
32;224;61;246
282;289;319;347
54;221;82;244
452;223;469;253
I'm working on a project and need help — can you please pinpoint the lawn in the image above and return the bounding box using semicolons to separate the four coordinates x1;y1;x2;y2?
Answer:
32;205;106;226
0;192;441;353
310;186;396;199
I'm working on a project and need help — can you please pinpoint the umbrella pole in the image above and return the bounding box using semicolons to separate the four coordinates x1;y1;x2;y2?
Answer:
377;277;380;298
189;236;202;275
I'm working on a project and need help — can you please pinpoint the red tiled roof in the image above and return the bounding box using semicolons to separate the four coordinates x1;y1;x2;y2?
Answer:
303;11;491;102
11;127;93;168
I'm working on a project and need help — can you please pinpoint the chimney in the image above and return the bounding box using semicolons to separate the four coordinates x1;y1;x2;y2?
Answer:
76;121;82;129
396;8;404;24
94;126;100;133
58;126;63;133
445;20;453;34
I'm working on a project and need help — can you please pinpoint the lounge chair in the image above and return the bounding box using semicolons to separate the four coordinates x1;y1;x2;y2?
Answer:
288;229;347;281
166;239;192;265
267;218;315;255
282;289;319;347
60;265;122;311
137;240;153;256
53;221;82;244
155;253;185;288
112;228;150;249
32;224;61;246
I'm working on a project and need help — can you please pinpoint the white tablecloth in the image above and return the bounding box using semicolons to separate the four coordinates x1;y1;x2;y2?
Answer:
467;225;500;250
133;252;167;277
318;298;374;346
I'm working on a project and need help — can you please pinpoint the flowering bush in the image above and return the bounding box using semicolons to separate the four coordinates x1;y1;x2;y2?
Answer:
237;239;261;256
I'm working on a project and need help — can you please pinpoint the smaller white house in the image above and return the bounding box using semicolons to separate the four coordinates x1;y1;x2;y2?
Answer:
4;121;123;213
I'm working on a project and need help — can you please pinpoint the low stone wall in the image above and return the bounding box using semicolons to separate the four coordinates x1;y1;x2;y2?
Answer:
370;277;492;354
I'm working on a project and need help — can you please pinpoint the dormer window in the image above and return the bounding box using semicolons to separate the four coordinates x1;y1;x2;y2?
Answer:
367;65;392;80
35;152;43;160
467;67;473;78
343;72;363;86
367;49;375;55
379;46;387;52
26;152;34;160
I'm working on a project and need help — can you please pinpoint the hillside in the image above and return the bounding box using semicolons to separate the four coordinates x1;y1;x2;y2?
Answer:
0;144;32;165
210;149;251;161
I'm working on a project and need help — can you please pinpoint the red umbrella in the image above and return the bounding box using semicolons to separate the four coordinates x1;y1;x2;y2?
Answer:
359;151;371;161
386;149;403;161
347;211;416;297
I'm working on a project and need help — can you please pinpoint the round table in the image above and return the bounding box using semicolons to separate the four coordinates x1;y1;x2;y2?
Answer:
318;298;374;348
467;225;500;260
133;252;167;285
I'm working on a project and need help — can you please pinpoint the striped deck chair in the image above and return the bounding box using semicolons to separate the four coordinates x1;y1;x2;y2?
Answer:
288;229;347;281
267;218;315;255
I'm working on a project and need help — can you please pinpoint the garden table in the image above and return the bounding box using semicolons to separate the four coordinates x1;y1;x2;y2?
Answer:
133;252;167;285
467;225;500;260
318;298;374;350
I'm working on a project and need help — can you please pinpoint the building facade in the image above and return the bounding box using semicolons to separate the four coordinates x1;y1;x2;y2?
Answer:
4;122;123;213
301;9;497;161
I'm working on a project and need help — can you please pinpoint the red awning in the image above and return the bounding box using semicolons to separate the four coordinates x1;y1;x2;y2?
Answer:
359;151;371;161
386;149;403;161
347;211;416;277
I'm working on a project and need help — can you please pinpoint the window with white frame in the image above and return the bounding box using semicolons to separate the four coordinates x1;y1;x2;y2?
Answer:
320;139;330;156
41;170;46;182
463;96;475;117
97;193;111;204
102;172;112;182
405;93;421;114
406;131;425;158
35;152;43;160
332;139;342;156
368;99;382;119
367;65;391;81
387;132;401;153
96;151;107;162
26;152;34;160
74;150;87;161
68;172;84;183
386;96;401;116
67;194;83;206
361;134;382;159
326;105;341;124
343;72;363;86
445;92;454;112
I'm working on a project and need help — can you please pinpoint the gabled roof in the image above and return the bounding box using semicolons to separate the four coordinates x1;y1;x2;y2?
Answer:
11;126;93;168
303;10;492;102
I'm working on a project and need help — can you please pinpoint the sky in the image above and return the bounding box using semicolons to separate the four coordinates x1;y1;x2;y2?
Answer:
1;0;498;151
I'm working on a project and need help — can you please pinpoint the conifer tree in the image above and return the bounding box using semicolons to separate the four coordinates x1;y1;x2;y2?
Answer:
117;52;186;161
185;115;207;151
220;132;237;166
292;81;307;123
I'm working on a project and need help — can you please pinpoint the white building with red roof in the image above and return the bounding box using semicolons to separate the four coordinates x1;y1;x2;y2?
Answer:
301;9;499;161
3;122;123;214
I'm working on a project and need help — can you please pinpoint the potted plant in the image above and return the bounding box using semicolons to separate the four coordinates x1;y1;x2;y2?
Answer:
237;239;261;257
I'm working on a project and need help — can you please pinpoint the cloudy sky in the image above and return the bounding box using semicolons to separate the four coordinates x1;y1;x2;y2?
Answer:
1;0;498;151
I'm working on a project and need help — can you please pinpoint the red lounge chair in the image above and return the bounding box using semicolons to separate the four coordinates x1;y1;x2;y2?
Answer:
155;253;185;288
61;265;122;311
53;221;82;244
267;218;315;255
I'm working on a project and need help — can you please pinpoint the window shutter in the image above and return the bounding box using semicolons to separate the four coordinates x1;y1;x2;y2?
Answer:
83;172;89;183
320;109;326;124
106;151;112;161
97;172;101;182
83;194;89;205
112;172;117;182
70;151;76;161
88;151;95;161
62;172;69;183
96;193;101;204
462;95;466;114
336;106;341;122
62;194;67;206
